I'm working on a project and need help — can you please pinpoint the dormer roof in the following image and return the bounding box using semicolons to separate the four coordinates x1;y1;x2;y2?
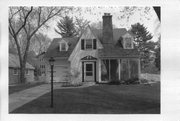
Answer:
45;37;79;58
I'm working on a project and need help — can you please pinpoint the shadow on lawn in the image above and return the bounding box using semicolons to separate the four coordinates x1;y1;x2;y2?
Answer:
11;83;160;114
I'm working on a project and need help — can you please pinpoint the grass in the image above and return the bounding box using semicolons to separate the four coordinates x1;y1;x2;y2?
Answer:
9;82;45;94
12;82;160;114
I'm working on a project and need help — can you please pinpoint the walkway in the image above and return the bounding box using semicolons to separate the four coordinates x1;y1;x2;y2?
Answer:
9;82;95;112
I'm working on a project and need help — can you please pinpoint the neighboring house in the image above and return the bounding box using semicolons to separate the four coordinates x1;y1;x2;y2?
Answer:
45;13;140;83
36;52;47;76
149;50;156;64
9;53;35;85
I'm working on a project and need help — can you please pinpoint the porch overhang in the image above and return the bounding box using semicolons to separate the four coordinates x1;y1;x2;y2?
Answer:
98;48;140;59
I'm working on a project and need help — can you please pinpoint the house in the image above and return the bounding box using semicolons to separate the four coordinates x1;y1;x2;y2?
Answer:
9;53;35;85
36;52;47;76
45;13;140;83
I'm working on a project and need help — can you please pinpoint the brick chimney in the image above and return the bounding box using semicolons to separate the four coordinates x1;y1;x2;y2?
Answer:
102;13;113;44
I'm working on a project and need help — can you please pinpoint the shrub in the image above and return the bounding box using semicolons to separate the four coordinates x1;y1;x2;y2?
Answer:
61;82;83;87
63;68;81;87
108;81;121;85
124;78;140;85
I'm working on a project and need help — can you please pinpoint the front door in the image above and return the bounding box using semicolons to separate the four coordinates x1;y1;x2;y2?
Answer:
84;62;94;81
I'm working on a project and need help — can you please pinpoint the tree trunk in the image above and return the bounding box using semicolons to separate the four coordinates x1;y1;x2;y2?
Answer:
19;60;26;83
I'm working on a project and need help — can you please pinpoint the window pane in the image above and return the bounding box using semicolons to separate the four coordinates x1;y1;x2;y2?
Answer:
110;59;119;81
121;59;129;80
61;43;66;51
86;64;92;71
14;69;18;74
86;39;92;49
125;38;132;48
101;59;109;81
86;72;93;76
26;69;28;74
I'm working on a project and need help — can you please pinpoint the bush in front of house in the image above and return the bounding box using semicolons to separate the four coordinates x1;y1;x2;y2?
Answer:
61;82;83;87
123;78;140;85
108;80;121;85
107;78;140;85
62;68;82;87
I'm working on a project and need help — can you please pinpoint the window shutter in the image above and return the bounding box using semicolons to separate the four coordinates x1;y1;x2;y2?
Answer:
93;39;97;49
81;39;84;50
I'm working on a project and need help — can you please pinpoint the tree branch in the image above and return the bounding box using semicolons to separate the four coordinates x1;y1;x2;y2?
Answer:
15;7;33;36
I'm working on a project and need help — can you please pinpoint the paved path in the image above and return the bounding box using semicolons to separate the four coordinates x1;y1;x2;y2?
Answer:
9;83;95;112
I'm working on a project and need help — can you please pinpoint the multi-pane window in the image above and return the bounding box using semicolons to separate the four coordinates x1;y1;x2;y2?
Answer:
86;64;93;76
61;43;66;51
81;39;97;50
13;68;18;75
85;39;93;49
25;69;29;75
124;37;133;49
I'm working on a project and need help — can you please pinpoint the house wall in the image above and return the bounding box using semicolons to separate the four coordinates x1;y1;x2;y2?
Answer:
37;53;46;76
9;68;20;84
45;58;70;82
9;68;35;85
26;69;35;82
69;26;103;82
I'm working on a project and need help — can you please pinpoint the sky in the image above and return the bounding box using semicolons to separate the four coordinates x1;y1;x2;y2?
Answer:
45;6;160;42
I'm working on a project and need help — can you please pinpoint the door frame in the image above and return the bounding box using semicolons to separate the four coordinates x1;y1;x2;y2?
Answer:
82;61;96;82
84;62;94;81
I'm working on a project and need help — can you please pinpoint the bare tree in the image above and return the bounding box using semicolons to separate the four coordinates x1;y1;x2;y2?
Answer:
75;17;90;35
90;21;102;29
30;33;51;55
9;6;72;83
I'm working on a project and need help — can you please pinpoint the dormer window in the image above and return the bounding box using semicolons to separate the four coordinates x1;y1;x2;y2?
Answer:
124;37;133;49
59;41;68;51
61;43;66;51
123;32;134;49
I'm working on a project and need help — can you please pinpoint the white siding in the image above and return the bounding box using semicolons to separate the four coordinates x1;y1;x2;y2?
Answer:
68;26;103;81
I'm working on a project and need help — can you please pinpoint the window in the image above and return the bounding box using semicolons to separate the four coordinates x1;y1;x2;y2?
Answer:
86;64;93;76
81;39;97;50
85;39;93;49
25;69;29;75
124;37;133;49
13;69;18;75
61;43;66;51
59;42;68;51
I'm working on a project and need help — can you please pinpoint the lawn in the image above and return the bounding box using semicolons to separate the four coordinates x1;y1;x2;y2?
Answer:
12;83;160;114
9;82;45;94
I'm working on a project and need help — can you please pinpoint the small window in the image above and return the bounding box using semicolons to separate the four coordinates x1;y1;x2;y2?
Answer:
124;37;133;49
86;64;93;76
60;43;66;51
13;69;18;75
25;69;29;75
85;39;93;49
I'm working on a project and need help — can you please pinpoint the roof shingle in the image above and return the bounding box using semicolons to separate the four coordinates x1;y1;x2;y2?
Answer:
45;37;79;58
98;46;140;58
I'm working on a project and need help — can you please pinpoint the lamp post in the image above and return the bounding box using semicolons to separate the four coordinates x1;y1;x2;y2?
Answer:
49;57;55;108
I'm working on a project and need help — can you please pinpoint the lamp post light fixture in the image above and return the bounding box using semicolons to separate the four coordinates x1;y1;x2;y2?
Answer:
49;57;55;108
